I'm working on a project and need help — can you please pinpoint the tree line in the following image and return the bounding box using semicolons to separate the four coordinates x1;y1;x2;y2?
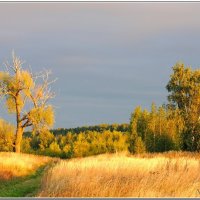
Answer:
50;123;129;135
0;121;129;158
0;54;200;157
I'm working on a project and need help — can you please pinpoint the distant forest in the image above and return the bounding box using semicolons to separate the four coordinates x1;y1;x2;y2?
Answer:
24;123;129;137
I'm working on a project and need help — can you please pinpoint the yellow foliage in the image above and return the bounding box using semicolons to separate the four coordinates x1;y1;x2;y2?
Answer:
5;95;24;113
43;106;54;127
20;70;34;96
21;70;34;88
0;119;15;151
29;105;54;130
0;152;52;180
63;144;71;153
5;97;16;113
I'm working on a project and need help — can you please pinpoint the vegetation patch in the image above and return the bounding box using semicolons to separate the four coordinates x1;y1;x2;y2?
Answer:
0;165;46;197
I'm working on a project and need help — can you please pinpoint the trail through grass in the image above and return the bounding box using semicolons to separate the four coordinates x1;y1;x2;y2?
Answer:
0;165;47;197
0;152;55;197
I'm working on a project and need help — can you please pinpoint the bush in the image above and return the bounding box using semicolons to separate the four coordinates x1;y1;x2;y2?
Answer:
0;119;15;151
46;141;62;157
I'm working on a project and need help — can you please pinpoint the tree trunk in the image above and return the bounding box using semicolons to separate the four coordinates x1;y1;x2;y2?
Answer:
15;127;23;153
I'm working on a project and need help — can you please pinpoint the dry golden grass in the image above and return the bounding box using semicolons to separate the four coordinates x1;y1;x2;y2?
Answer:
39;151;200;197
0;152;52;180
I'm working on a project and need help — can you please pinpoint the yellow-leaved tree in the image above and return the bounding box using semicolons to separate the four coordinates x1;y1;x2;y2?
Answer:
0;53;55;153
166;62;200;151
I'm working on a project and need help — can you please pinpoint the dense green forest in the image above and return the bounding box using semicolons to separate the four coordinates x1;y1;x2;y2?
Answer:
0;62;200;158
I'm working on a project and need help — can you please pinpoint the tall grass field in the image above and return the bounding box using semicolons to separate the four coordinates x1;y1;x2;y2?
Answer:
1;152;200;197
39;152;200;197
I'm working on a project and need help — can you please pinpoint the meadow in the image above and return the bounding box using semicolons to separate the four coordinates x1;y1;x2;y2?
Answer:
1;151;200;197
38;151;200;197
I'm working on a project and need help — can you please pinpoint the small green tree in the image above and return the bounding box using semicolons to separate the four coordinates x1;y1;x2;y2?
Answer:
128;107;146;154
133;136;146;154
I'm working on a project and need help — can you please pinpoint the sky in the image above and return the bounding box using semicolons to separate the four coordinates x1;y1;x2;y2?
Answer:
0;2;200;128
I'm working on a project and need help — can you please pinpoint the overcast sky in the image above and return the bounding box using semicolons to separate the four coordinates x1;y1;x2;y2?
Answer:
0;2;200;128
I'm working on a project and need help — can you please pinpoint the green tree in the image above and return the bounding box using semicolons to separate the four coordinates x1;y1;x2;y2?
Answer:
133;136;146;154
0;53;55;153
128;104;183;153
128;107;146;154
166;62;200;151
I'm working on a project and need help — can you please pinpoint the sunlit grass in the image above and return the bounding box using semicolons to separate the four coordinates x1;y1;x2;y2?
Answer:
0;152;51;180
39;152;200;197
